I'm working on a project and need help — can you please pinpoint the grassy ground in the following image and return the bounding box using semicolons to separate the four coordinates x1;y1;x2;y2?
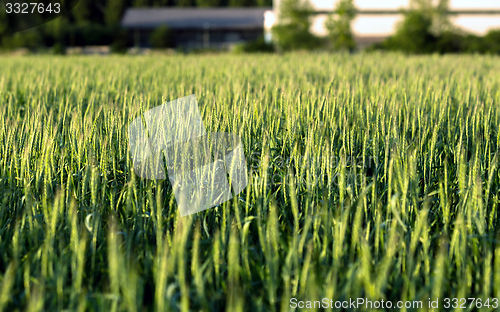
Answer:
0;53;499;311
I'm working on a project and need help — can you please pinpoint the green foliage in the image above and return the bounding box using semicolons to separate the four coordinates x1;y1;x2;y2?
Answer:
482;29;500;55
380;10;437;54
434;30;465;54
51;42;67;55
375;10;500;56
77;23;116;46
43;16;69;43
458;30;500;55
105;0;127;26
255;0;272;7
229;0;255;7
149;25;173;49
0;53;500;310
176;0;194;7
376;0;441;54
0;5;9;36
134;0;151;6
1;29;43;50
232;36;274;53
461;33;486;53
271;0;320;51
433;0;453;34
372;0;500;56
72;0;92;25
196;0;221;7
110;28;130;53
325;0;356;52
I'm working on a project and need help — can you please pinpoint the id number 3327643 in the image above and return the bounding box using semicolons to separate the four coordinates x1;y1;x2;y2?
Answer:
443;298;498;309
5;3;61;14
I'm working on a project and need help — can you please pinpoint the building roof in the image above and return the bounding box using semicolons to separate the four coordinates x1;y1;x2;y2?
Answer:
121;8;271;30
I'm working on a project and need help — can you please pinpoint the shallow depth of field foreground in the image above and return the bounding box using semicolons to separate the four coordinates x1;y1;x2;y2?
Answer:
0;53;500;311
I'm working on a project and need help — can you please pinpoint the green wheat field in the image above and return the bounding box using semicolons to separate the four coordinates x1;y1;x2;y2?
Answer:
0;53;499;311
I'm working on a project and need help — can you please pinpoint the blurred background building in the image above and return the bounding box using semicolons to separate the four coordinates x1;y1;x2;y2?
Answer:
121;8;269;49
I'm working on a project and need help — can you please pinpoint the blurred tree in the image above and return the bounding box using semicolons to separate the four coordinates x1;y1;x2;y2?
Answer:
197;0;221;7
151;0;169;5
110;27;129;53
255;0;272;6
376;0;448;54
46;16;68;41
150;25;173;48
229;0;256;7
176;0;194;7
482;29;500;55
408;0;434;12
105;0;126;25
461;34;485;53
232;35;274;53
435;30;465;54
408;0;452;35
52;42;67;54
434;0;452;34
271;0;320;51
380;9;437;54
0;6;9;39
134;0;150;6
1;29;43;50
80;23;115;45
72;0;92;25
325;0;356;51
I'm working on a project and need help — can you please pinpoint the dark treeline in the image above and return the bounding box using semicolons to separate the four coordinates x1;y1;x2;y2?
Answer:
0;0;272;51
